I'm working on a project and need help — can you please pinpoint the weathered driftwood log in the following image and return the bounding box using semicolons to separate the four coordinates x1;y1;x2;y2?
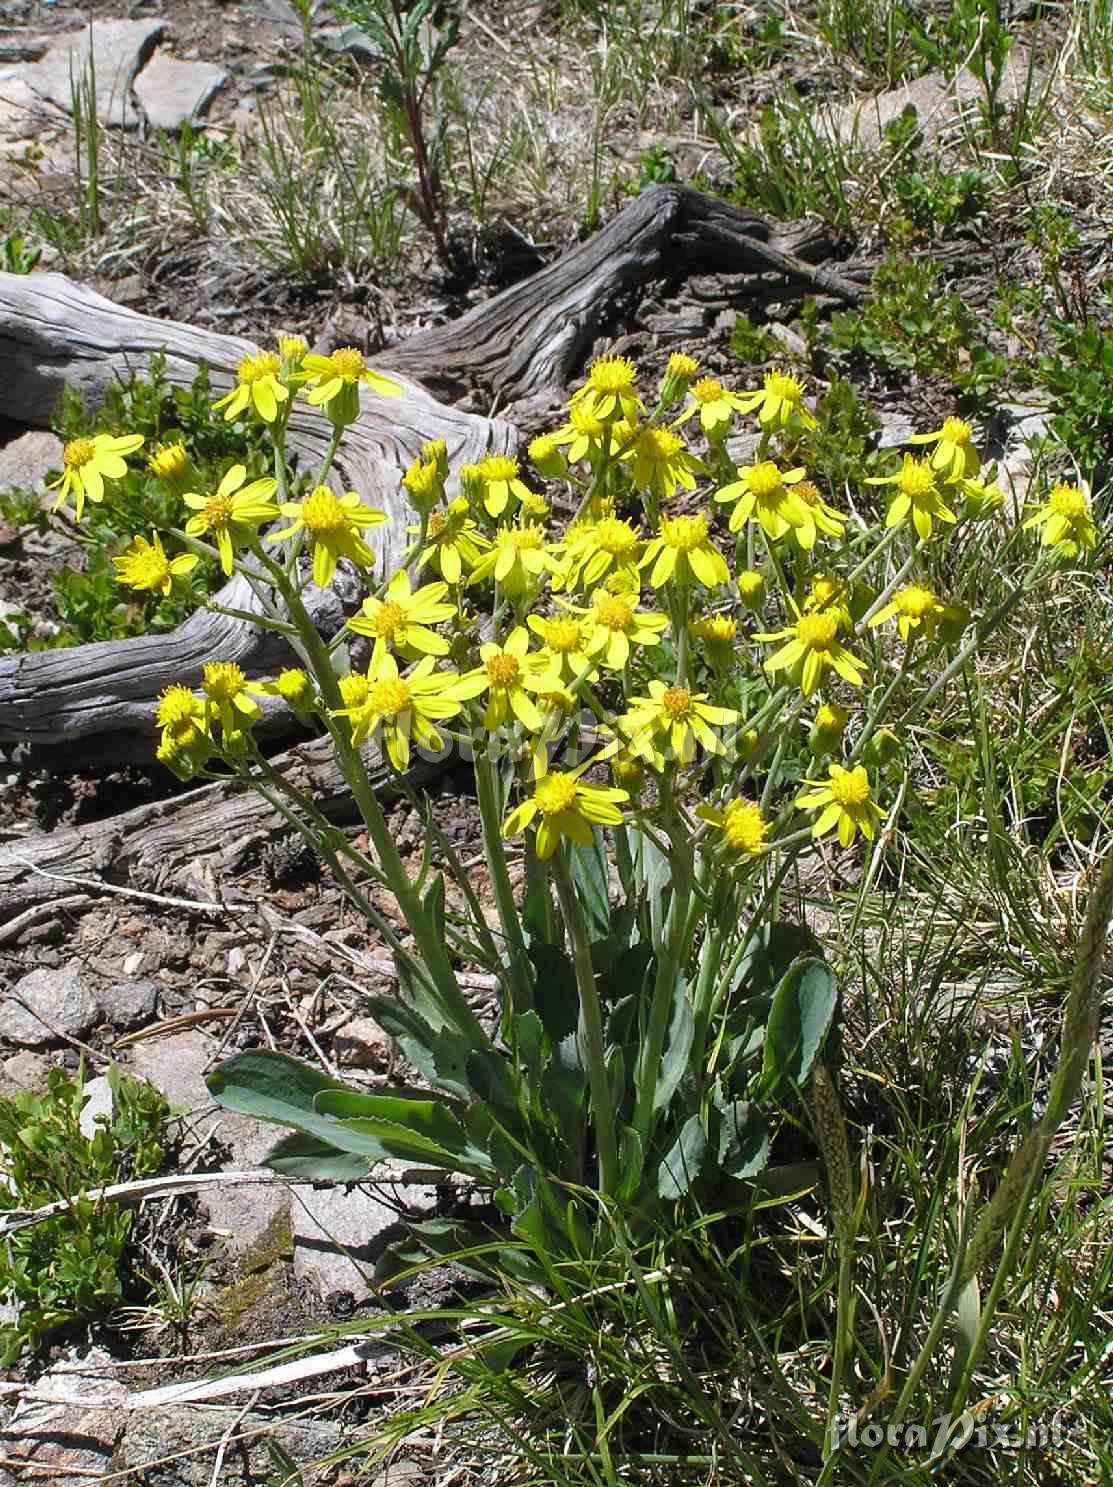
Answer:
0;734;441;926
0;273;515;746
0;186;854;749
384;184;857;402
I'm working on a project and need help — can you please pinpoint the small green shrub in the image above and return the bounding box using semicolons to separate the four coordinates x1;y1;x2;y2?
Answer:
3;355;274;649
0;1063;172;1362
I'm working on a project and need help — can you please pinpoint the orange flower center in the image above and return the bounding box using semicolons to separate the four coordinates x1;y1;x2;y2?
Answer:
486;653;521;688
661;685;694;721
63;437;95;470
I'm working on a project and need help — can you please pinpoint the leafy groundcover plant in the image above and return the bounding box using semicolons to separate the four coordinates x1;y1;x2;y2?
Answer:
54;338;1109;1470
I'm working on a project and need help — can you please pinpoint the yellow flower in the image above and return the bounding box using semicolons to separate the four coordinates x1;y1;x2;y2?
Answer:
258;667;316;714
756;612;866;696
569;354;644;424
413;497;488;583
551;403;612;465
276;334;307;369
623;426;700;498
347;569;457;662
791;479;846;550
691;612;738;670
562;514;643;591
865;455;957;540
268;485;388;587
714;459;809;538
810;701;848;753
527;612;595;686
907;416;979;482
737;568;766;611
155;683;208;755
735;370;817;431
696;797;769;856
958;473;1004;522
473;454;533;518
617;680;739;768
402;456;444;515
49;432;145;521
454;627;550;731
804;574;858;632
467;522;560;595
1022;482;1096;557
183;463;279;575
573;590;668;669
333;652;472;769
300;347;403;426
659;351;700;408
640;513;729;589
502;759;628;859
797;763;884;847
201;660;267;737
673;376;754;437
147;441;191;487
213;352;289;424
112;531;199;596
867;583;962;643
528;433;567;480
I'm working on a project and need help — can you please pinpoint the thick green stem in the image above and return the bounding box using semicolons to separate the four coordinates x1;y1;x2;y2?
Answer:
553;852;619;1197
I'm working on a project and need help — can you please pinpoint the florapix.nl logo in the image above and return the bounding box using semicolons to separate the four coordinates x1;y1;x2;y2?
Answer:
829;1411;1069;1455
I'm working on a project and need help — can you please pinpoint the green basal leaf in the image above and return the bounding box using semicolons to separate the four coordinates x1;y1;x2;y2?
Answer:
528;942;578;1042
262;1131;373;1182
363;995;473;1100
652;973;694;1117
761;958;839;1096
657;1113;709;1200
206;1050;357;1150
715;1099;769;1180
570;824;612;946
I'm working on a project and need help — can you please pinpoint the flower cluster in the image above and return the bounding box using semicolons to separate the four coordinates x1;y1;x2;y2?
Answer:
53;338;1095;871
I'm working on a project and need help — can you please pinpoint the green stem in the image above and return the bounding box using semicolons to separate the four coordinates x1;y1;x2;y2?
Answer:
472;745;534;1011
553;851;619;1197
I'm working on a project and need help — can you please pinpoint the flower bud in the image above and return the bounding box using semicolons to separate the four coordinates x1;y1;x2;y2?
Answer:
528;433;567;480
658;351;700;409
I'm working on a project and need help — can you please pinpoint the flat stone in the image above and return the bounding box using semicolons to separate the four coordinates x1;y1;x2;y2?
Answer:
0;69;55;143
27;18;166;129
99;979;159;1029
127;1030;289;1251
120;1406;341;1486
291;1182;399;1300
822;48;1047;151
0;1050;52;1097
0;963;101;1046
333;1014;392;1069
0;1348;129;1481
134;53;226;132
0;429;62;497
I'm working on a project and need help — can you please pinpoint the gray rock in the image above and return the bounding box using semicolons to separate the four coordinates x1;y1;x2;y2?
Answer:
100;978;159;1030
0;1050;52;1096
133;53;226;132
127;1031;290;1250
291;1182;399;1300
27;18;166;129
2;1348;129;1481
120;1406;341;1485
822;48;1048;152
0;429;63;498
333;1014;392;1069
0;963;101;1046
